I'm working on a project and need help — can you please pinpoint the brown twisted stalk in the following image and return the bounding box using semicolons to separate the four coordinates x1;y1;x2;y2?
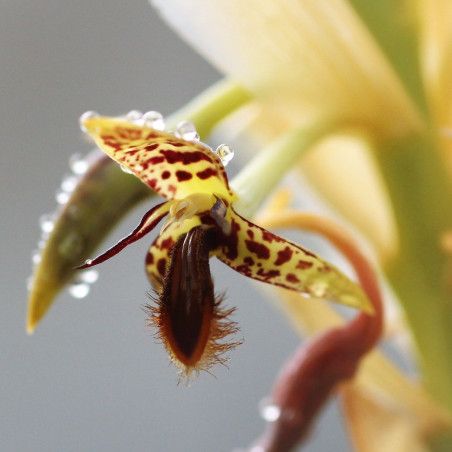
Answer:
252;210;384;451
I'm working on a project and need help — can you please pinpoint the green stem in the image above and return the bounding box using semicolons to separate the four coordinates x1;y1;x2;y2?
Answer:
231;123;332;218
373;129;452;413
167;78;252;137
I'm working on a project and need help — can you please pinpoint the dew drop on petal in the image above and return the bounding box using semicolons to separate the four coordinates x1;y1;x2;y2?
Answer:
309;280;328;298
68;283;90;299
79;111;99;133
175;120;199;141
126;110;143;121
215;144;235;166
55;188;70;205
258;397;281;422
78;269;99;284
120;164;134;174
142;111;165;130
26;276;34;291
61;175;78;193
69;153;88;175
31;249;42;265
39;213;55;234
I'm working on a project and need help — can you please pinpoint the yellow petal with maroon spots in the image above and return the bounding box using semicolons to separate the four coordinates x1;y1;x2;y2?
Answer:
146;215;203;289
217;209;373;313
81;116;235;201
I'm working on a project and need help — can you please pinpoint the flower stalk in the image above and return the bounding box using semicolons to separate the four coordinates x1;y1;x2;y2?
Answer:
373;129;452;412
232;122;333;218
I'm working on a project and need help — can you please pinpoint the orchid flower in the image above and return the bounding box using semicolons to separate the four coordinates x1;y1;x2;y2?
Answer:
73;113;369;377
27;0;452;450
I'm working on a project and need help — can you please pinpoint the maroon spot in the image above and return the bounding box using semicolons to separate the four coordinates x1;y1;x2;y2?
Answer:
296;260;314;270
160;236;175;251
262;230;284;244
145;143;160;152
168;184;177;194
244;257;254;266
125;148;142;156
157;258;167;277
221;219;240;260
148;178;158;188
245;240;270;259
161;149;213;165
166;140;186;147
176;170;193;181
196;168;217;180
146;252;154;265
117;127;142;140
256;268;280;281
235;264;253;277
286;273;300;284
161;171;171;180
146;155;165;165
274;246;293;266
246;229;254;239
299;246;317;258
144;131;159;140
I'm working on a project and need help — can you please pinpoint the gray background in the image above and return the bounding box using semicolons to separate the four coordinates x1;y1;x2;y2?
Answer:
1;1;349;451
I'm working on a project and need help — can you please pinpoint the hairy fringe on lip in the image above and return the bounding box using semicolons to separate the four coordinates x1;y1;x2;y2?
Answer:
145;291;243;382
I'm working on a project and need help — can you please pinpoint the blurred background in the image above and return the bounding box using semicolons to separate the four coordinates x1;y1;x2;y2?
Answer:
1;1;349;450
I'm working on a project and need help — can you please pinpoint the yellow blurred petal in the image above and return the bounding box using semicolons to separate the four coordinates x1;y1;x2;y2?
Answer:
418;0;452;173
301;133;399;264
152;0;422;139
342;385;429;452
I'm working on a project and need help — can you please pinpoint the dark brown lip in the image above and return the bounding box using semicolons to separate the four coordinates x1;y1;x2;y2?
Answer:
160;225;217;365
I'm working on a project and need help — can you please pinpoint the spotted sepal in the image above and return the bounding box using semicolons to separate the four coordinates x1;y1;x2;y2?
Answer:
81;116;235;202
145;216;203;289
217;210;372;313
77;201;172;269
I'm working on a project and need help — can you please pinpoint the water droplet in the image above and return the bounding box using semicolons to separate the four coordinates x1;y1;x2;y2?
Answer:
26;276;34;291
61;174;78;193
78;268;99;284
126;110;143;121
215;144;235;166
120;164;134;174
68;282;90;299
31;249;41;265
258;397;281;422
69;153;88;175
142;111;165;130
85;259;93;266
309;280;328;297
55;188;70;205
39;213;55;234
79;111;99;133
175;120;199;141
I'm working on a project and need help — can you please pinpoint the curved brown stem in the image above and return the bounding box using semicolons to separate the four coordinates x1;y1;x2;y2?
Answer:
253;211;384;451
